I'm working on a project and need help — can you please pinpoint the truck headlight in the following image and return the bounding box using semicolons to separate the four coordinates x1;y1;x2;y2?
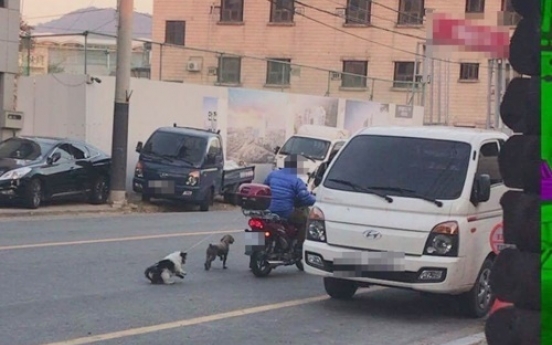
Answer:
306;207;327;243
185;171;200;186
424;221;459;257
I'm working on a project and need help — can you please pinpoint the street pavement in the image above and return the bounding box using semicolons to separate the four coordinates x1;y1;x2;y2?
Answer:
0;210;485;345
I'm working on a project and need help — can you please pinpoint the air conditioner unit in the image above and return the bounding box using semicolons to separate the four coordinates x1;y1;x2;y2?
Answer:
186;61;202;72
330;72;341;80
1;110;24;130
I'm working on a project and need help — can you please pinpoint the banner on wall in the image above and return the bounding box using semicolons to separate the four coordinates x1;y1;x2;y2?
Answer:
202;96;218;131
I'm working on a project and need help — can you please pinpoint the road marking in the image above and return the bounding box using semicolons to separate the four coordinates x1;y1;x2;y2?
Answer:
40;295;329;345
0;230;240;251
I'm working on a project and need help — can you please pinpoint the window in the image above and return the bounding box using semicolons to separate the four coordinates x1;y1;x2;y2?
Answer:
220;0;244;22
501;0;521;26
397;0;424;25
270;0;294;23
393;61;417;88
165;21;186;45
0;138;43;160
341;60;368;88
346;0;371;24
143;131;207;166
465;0;484;13
476;142;502;185
217;56;241;84
323;135;472;200
279;137;331;160
70;144;90;160
266;58;291;85
53;145;75;162
459;63;479;81
205;138;223;166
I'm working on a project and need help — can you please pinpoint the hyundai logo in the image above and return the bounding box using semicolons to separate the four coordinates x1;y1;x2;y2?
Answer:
363;230;382;240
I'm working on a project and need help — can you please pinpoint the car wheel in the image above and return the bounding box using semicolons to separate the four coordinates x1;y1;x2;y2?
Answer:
23;178;42;209
457;257;495;318
89;175;109;204
323;277;358;300
199;188;213;212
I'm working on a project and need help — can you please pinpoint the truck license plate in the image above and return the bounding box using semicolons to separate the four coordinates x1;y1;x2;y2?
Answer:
148;180;175;193
333;251;406;277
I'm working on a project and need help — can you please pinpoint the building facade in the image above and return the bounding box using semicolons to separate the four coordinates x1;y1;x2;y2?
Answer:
151;0;520;126
0;0;20;140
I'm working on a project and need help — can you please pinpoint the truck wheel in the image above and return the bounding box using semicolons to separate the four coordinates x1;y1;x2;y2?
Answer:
23;178;42;209
323;277;358;300
457;257;495;318
199;188;213;212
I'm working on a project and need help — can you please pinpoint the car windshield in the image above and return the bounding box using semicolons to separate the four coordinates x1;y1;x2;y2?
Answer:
323;135;472;200
279;137;330;160
0;137;51;161
142;131;207;166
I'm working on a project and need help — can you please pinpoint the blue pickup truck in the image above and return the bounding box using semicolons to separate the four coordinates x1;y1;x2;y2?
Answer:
132;125;255;211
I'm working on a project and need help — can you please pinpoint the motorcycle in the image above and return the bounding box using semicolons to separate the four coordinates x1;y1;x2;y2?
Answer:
237;183;304;278
244;209;304;277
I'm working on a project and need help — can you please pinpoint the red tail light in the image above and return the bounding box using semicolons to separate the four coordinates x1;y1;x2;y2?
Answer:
248;218;265;229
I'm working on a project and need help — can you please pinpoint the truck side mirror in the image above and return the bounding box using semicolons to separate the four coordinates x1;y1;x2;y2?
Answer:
274;146;280;154
471;174;491;205
136;141;143;153
313;162;328;188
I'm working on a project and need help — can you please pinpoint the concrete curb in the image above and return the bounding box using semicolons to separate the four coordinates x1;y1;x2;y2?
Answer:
440;332;486;345
0;207;124;219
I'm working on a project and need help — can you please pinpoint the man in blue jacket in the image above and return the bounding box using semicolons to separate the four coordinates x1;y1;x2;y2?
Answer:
263;154;316;249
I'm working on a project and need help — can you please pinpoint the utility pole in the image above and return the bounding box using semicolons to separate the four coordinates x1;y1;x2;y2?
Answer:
109;0;134;205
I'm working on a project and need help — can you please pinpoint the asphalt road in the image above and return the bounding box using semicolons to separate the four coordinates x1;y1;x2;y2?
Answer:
0;211;485;345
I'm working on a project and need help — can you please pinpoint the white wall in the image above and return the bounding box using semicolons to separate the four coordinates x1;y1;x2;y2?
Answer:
18;74;87;139
16;75;424;191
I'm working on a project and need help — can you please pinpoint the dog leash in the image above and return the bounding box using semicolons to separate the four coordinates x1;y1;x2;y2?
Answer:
185;233;217;252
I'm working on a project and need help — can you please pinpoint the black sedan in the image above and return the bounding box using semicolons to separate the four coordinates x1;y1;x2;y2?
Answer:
0;136;111;209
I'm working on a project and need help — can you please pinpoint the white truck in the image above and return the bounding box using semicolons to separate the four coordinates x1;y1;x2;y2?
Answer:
274;125;349;189
303;126;508;318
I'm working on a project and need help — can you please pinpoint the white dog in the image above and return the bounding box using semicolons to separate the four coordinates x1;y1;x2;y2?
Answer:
144;251;187;285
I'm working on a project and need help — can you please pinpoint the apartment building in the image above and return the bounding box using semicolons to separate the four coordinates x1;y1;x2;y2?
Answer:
0;0;20;139
151;0;520;125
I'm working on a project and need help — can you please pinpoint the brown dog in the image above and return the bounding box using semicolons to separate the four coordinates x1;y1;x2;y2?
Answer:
204;234;235;270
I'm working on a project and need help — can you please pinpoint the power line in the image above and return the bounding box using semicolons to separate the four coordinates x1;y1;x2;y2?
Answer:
285;3;489;69
30;31;406;84
295;0;426;40
320;0;426;33
24;8;107;21
371;0;427;23
65;0;97;32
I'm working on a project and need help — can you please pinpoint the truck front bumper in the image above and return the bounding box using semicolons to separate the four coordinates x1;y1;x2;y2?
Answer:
303;240;472;295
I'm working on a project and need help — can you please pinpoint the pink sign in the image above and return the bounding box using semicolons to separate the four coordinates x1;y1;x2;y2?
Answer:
431;16;510;58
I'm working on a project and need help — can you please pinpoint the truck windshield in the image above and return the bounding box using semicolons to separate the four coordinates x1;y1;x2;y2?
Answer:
279;137;330;160
323;135;472;200
142;131;207;166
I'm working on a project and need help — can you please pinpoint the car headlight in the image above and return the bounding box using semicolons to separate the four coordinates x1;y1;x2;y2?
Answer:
0;167;32;181
424;221;459;257
306;207;327;243
185;171;200;186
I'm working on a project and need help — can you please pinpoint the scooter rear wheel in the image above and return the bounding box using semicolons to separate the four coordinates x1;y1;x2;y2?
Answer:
250;251;272;277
